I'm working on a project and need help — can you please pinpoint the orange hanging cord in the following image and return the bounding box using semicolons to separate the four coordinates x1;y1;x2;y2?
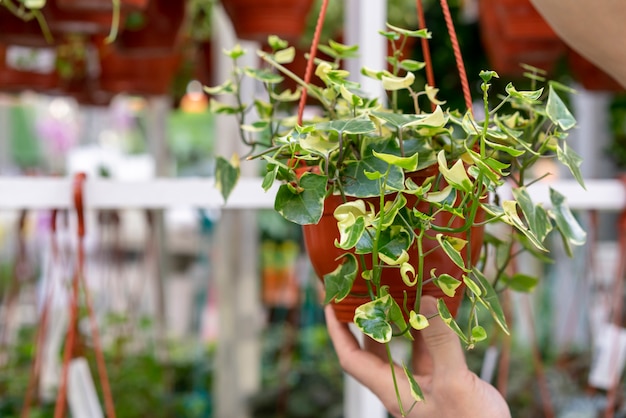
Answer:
54;173;116;418
439;0;473;114
296;0;330;124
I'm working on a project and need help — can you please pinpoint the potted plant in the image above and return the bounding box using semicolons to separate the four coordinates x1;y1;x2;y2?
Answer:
220;0;315;43
208;20;586;411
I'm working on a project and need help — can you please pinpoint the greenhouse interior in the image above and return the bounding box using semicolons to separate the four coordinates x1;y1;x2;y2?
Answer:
0;0;625;417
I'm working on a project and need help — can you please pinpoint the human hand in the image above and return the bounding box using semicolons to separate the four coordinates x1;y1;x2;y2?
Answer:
324;296;511;418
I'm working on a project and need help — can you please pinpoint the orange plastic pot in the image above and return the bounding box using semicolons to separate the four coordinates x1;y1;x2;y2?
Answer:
221;0;315;43
302;167;485;323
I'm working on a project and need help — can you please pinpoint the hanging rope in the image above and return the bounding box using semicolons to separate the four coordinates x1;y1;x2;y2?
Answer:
416;0;436;112
21;210;58;418
439;0;473;114
54;173;116;418
296;0;330;125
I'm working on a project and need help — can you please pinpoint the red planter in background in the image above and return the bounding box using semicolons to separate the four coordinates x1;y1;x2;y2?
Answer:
57;0;149;11
479;0;566;77
114;0;186;53
221;0;315;43
96;36;182;96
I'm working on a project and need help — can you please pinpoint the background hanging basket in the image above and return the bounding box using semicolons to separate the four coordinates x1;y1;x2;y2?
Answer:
220;0;315;42
478;0;566;77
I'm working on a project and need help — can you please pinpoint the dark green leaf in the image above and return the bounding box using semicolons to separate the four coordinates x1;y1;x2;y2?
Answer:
323;253;358;304
215;156;240;201
549;188;587;256
471;268;510;335
504;273;539;292
354;294;394;342
556;141;586;189
547;85;576;130
437;299;468;344
275;172;328;225
315;116;377;135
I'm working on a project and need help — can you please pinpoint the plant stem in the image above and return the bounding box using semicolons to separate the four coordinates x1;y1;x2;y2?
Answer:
385;342;406;417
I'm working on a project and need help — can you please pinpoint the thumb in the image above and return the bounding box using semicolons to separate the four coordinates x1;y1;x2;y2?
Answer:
418;296;467;374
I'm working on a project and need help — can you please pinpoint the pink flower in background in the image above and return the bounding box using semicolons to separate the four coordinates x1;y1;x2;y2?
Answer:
35;98;79;157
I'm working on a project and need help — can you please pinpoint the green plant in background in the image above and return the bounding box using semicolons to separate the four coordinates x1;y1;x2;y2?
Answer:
606;93;626;170
251;323;343;418
0;315;214;418
209;20;586;413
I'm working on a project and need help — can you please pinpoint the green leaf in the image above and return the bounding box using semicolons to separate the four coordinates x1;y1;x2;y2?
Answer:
335;202;367;249
385;23;431;39
437;151;472;192
400;59;426;72
323;253;358;304
471;269;510;335
215;155;240;201
315;116;377;135
463;275;482;296
299;131;339;157
512;187;553;244
275;172;328;225
556;141;586;189
434;274;462;298
204;79;236;95
209;98;245;114
482;201;548;251
261;165;278;191
382;72;415;91
373;150;418;171
24;0;45;8
354;295;394;343
549;188;587;256
471;326;487;342
479;70;498;83
546;85;576;130
243;67;284;84
424;184;453;203
505;83;543;101
342;138;404;197
273;46;296;64
504;273;539;292
437;299;468;344
436;234;468;271
223;44;246;59
266;35;288;50
409;311;429;330
403;363;424;402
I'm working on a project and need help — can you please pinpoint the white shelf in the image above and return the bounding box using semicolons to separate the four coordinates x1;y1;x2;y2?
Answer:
0;176;621;212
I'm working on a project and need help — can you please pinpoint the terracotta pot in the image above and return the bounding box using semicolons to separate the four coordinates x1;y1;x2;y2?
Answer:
302;167;486;323
56;0;149;11
479;0;566;77
114;0;186;53
221;0;315;43
96;36;182;96
43;0;126;35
